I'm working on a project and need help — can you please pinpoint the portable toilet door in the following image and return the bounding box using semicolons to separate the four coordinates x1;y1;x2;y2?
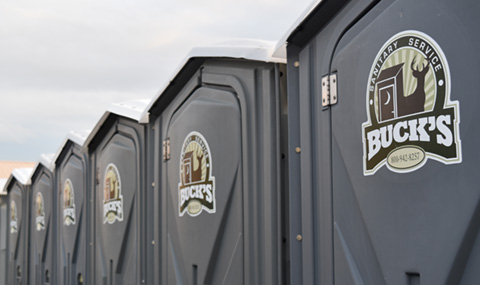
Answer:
29;154;55;285
84;100;149;285
5;168;33;285
286;0;479;284
54;130;90;285
147;40;288;284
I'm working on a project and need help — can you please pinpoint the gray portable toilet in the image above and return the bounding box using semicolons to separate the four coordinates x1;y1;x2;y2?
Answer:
284;0;479;284
83;100;150;284
0;178;9;285
54;130;90;285
146;40;288;284
0;178;7;285
29;154;55;285
5;167;33;285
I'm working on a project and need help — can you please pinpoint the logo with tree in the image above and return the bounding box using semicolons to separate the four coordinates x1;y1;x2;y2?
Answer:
103;163;124;224
362;30;461;175
178;131;216;217
63;178;76;226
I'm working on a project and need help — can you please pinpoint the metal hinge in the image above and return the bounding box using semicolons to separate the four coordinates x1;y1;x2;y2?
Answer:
321;73;337;107
163;138;170;161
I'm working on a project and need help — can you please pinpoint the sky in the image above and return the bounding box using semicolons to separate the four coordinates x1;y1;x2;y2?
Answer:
0;0;313;162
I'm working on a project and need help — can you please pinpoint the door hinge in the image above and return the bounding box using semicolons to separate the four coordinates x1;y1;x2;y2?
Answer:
322;73;337;107
163;138;171;161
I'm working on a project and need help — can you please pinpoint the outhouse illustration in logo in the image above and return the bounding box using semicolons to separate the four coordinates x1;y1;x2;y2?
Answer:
10;201;18;234
63;178;76;226
362;30;461;175
36;192;45;231
178;131;216;217
103;163;123;224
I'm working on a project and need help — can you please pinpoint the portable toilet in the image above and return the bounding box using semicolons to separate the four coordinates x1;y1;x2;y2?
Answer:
29;154;55;285
0;178;8;285
146;39;288;284
54;130;90;285
83;99;150;284
1;161;36;285
5;167;33;285
284;0;479;284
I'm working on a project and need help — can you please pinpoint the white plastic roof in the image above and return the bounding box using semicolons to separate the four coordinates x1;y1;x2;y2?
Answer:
30;153;55;176
52;129;91;165
107;99;150;124
143;39;286;116
0;178;6;195
2;167;34;195
83;99;150;150
186;39;286;63
12;168;34;185
67;130;90;147
273;0;323;58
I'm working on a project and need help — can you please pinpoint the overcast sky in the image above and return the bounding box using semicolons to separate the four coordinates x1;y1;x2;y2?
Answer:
0;0;312;162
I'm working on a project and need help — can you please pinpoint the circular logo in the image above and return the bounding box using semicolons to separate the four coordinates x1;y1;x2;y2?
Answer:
103;163;123;224
362;30;461;175
63;179;76;226
178;131;216;217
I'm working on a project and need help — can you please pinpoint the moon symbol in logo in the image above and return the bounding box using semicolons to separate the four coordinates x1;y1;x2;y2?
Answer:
384;91;391;105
